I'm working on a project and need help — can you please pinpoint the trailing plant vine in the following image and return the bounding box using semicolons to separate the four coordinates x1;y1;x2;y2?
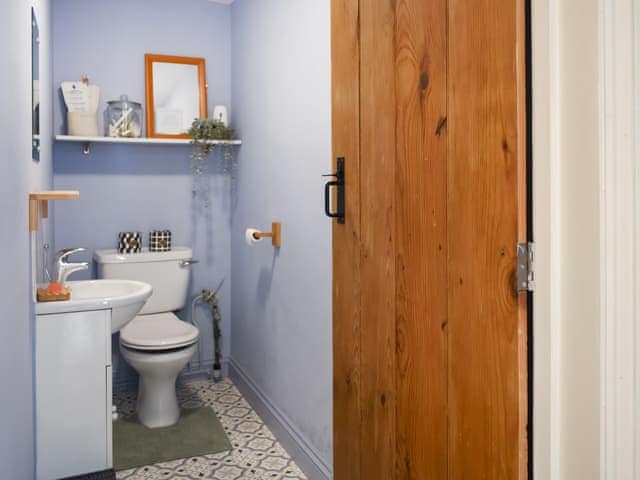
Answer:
188;118;237;208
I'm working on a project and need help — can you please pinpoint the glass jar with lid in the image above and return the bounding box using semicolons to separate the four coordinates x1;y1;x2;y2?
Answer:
105;95;143;138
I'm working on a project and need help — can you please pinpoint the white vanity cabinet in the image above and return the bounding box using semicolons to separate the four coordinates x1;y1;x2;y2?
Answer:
35;309;113;480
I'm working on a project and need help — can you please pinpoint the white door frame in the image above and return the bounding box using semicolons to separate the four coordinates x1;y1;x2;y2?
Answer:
533;0;639;478
600;0;639;477
531;0;562;477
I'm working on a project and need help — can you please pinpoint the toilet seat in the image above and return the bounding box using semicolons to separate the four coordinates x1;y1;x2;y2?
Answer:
120;312;199;351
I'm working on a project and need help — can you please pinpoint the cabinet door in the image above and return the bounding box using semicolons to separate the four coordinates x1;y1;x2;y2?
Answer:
36;309;111;480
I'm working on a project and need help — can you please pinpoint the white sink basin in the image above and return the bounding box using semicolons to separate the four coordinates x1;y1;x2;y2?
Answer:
35;280;153;332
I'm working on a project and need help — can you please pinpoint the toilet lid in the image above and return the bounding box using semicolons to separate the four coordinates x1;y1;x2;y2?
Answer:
120;313;199;351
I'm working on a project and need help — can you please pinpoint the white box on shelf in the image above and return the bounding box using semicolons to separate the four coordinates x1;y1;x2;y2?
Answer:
67;111;99;137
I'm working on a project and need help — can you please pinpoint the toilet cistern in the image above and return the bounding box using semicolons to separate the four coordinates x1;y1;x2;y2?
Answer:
53;247;89;284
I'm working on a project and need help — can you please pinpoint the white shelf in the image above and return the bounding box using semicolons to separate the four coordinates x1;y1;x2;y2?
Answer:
55;135;241;146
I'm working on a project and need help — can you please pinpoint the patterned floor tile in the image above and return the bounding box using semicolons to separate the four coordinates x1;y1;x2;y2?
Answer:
114;378;307;480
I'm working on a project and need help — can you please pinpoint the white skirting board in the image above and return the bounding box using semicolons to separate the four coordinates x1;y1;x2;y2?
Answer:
228;358;332;480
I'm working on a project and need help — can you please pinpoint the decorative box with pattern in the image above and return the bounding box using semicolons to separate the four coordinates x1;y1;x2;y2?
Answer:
118;232;142;254
149;230;172;252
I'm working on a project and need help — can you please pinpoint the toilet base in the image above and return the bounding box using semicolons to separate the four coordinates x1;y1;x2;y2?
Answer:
120;343;197;428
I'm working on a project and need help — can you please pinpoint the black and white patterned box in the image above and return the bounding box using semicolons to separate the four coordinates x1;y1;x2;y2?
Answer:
149;230;172;252
118;232;142;254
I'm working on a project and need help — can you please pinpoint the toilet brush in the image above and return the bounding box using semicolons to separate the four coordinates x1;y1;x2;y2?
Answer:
200;281;224;382
189;279;225;381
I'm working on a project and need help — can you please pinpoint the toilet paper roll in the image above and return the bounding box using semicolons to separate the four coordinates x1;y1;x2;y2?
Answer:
245;228;262;246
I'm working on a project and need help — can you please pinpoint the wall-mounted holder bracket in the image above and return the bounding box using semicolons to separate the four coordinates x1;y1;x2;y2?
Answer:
29;191;80;231
252;222;282;248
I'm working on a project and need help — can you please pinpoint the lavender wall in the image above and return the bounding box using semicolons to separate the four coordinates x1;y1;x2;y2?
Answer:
230;0;333;474
0;0;53;476
51;1;333;475
52;0;233;386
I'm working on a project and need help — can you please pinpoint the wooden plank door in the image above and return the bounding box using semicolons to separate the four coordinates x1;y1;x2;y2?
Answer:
331;1;362;479
331;0;528;479
395;0;449;479
447;0;528;478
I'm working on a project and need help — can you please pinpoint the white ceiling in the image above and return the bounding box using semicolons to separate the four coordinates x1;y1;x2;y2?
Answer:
208;0;236;4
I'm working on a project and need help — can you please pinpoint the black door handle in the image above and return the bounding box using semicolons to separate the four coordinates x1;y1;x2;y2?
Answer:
325;180;340;217
324;157;345;224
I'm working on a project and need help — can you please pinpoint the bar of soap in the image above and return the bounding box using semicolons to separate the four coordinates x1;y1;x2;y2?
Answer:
46;282;63;294
37;284;71;302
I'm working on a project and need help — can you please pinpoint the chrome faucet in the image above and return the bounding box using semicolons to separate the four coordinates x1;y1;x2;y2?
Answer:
53;248;89;284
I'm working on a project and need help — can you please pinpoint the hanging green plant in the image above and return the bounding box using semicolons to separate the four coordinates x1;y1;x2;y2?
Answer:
188;118;237;208
189;118;235;148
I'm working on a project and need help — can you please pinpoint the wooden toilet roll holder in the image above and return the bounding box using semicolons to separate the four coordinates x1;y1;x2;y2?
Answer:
252;222;282;248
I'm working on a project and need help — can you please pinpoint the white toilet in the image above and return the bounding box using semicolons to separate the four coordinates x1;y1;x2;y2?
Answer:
94;247;199;428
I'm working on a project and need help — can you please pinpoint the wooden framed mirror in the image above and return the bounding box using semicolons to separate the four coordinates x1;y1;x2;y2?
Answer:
145;54;207;138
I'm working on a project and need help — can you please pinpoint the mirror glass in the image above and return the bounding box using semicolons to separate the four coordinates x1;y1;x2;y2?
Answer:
31;7;40;160
145;55;207;138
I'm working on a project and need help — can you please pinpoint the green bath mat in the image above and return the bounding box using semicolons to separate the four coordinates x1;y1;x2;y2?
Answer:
113;407;232;470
